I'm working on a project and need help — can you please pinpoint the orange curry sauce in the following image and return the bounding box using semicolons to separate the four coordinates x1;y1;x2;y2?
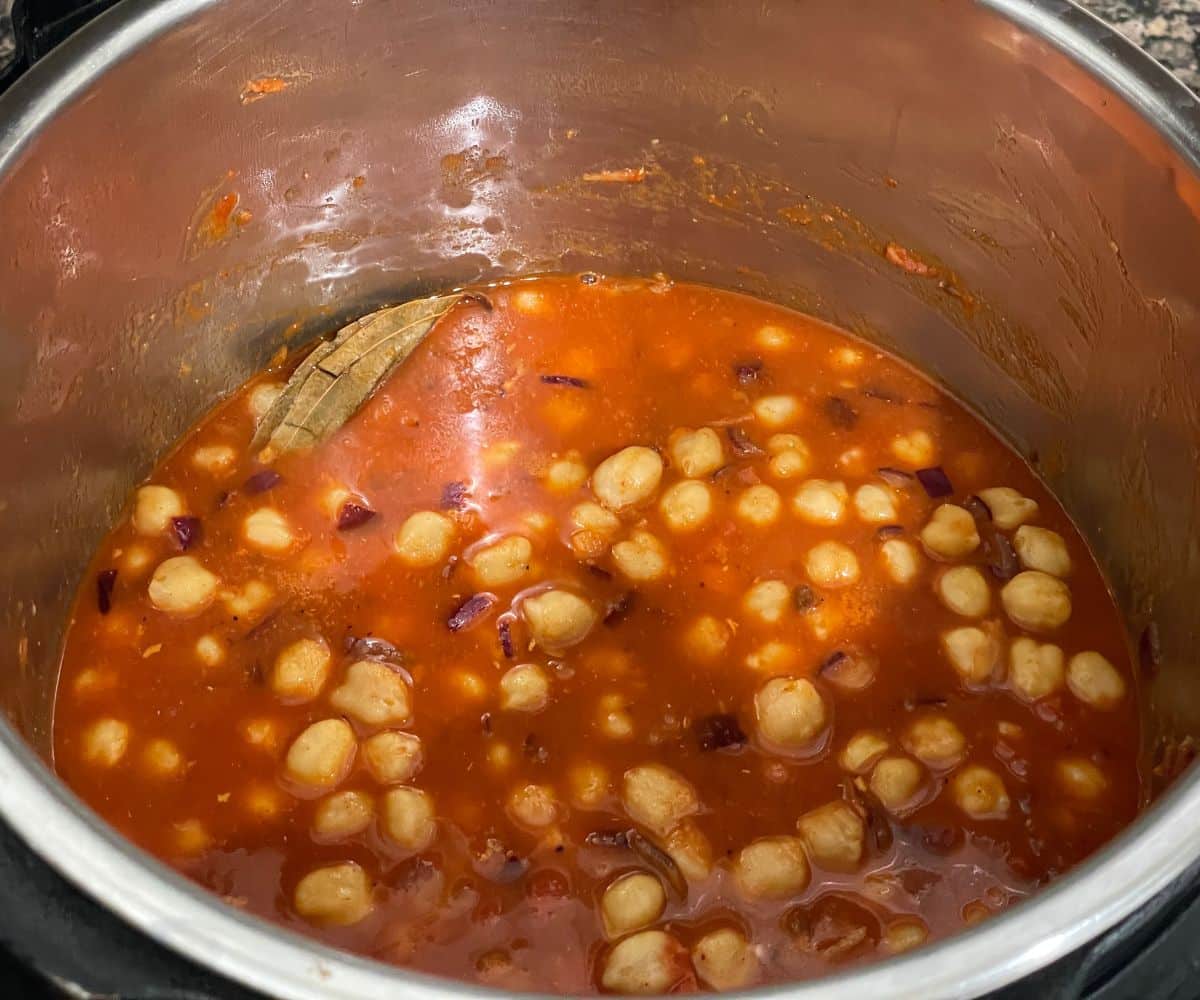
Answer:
54;276;1142;993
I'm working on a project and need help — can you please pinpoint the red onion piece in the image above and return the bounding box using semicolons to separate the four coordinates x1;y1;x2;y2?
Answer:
460;291;494;311
915;466;954;498
440;480;471;511
585;829;629;849
824;396;859;429
734;360;763;385
579;272;599;285
448;593;498;632
243;469;282;494
1139;623;1162;676
497;614;516;658
694;713;746;752
540;373;591;389
169;516;202;551
862;384;905;404
962;495;992;522
626;829;687;898
876;467;915;489
726;425;763;456
603;591;635;626
875;524;905;539
343;636;408;672
985;533;1020;581
337;502;377;531
96;569;118;615
794;584;821;613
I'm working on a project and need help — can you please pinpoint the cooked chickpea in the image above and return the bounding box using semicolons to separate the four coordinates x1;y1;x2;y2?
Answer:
612;530;669;582
194;634;224;668
381;786;437;849
805;541;860;588
132;485;185;536
120;544;154;576
880;537;921;585
622;764;698;836
1002;571;1072;632
682;614;732;662
592;446;664;511
568;762;611;809
1014;525;1072;578
1055;756;1109;800
903;716;966;768
313;790;374;840
241;717;281;753
506;783;560;830
142;738;184;778
486;741;513;772
220;579;272;620
601;871;666;938
884;920;929;954
544;452;589;494
293;862;373;926
243;507;298;554
242;783;287;822
450;670;488;701
668;427;724;477
840;730;890;773
329;658;410;725
523;589;598;650
742;579;791;625
735;484;782;526
752;394;801;428
941;626;999;686
571;501;621;536
891;429;935;466
792;479;848;524
769;448;810;480
754;677;828;749
500;663;550;712
869;756;925;813
361;731;423;785
82;718;129;767
248;381;283;420
797;800;865;871
394;510;455;568
600;930;691;996
658;480;713;533
744;640;799;675
952;764;1010;819
271;637;332;703
977;486;1039;530
468;535;534;588
755;324;793;350
920;504;980;560
665;820;713;881
191;444;238;475
936;565;991;618
854;483;898;523
147;556;219;617
172;819;212;856
284;718;356;793
1008;637;1065;700
598;692;635;740
733;835;810;898
692;927;758;991
1067;651;1126;710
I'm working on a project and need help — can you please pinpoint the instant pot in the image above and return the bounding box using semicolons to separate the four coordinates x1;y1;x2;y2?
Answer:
3;0;1200;997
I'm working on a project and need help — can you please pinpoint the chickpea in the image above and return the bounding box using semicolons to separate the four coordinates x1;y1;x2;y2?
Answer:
132;485;185;536
733;835;810;898
903;715;966;768
612;530;669;582
271;637;332;703
891;429;935;466
242;783;287;822
522;589;598;650
754;677;828;749
840;731;890;773
880;537;921;585
361;731;423;785
665;820;714;881
120;544;154;576
755;324;793;350
936;566;991;618
284;717;356;794
572;501;621;538
1008;637;1065;700
941;626;999;686
450;670;488;701
194;634;224;668
220;579;273;620
597;692;635;740
668;427;725;478
506;783;560;830
805;541;860;588
744;640;799;675
869;756;925;813
147;556;219;617
191;444;238;475
1013;526;1072;578
1067;651;1126;710
1002;571;1072;632
797;800;865;871
486;741;513;772
658;480;714;533
293;862;373;926
769;448;811;480
544;452;589;494
243;507;298;554
248;382;283;420
313;790;374;841
622;764;699;836
692;927;759;991
792;479;849;524
394;510;455;568
82;718;129;767
592;446;664;512
752;394;801;428
681;615;732;662
977;487;1039;530
1055;756;1109;800
484;439;523;467
142;738;184;778
329;658;411;726
884;920;929;954
742;579;792;625
568;762;611;809
951;764;1010;819
920;504;980;560
854;484;898;523
600;871;666;938
468;535;534;588
735;484;783;527
241;717;281;753
600;930;692;996
172;819;212;856
500;663;550;713
381;786;437;849
832;345;864;368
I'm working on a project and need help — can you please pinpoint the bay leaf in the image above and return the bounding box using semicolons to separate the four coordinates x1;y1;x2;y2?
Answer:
252;291;469;456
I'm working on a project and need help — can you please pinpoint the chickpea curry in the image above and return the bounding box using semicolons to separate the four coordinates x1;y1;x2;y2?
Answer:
54;275;1143;994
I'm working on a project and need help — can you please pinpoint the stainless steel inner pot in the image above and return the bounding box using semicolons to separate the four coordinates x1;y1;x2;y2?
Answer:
1;0;1199;996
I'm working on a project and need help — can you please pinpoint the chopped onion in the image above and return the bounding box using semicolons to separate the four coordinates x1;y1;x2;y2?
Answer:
915;466;954;498
440;480;471;511
448;593;498;632
734;360;763;385
876;467;915;489
497;614;516;658
96;569;118;615
169;516;202;551
243;469;282;494
337;501;377;531
824;396;859;429
540;373;591;389
694;713;746;752
726;425;763;456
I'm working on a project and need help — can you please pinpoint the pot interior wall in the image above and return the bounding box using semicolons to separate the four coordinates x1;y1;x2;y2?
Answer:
0;0;1198;777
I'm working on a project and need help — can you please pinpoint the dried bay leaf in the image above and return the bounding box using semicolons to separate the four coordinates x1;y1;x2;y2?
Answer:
253;292;470;456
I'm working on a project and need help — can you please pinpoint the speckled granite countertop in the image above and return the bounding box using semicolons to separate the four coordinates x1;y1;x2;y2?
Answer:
1082;0;1200;88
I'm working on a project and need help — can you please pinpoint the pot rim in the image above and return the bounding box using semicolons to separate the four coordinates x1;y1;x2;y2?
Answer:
2;0;1199;997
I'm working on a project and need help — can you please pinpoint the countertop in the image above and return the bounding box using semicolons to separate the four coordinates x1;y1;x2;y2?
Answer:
1082;0;1200;87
